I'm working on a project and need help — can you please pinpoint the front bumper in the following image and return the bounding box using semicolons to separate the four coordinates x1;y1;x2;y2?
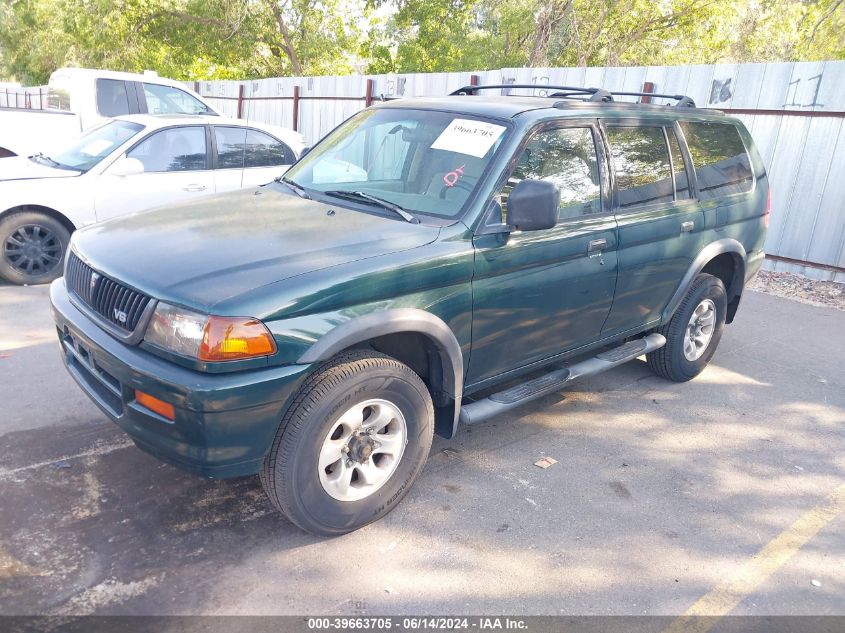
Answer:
50;279;311;478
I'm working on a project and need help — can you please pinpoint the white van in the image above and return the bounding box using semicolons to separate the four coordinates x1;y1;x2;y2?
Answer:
0;68;221;158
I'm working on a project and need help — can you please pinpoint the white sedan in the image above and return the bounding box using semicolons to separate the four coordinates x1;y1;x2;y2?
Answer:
0;114;305;284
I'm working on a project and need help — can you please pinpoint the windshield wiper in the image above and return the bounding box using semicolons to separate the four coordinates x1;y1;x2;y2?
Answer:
323;190;420;224
275;176;310;199
30;152;70;170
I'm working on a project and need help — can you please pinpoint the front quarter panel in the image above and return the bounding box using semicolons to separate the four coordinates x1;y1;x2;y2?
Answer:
0;175;94;228
214;223;475;375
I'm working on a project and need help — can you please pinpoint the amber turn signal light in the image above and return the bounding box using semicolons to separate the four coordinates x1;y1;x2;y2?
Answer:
198;316;277;362
135;390;176;421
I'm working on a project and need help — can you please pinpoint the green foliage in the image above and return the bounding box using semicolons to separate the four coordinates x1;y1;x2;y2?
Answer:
364;0;844;71
0;0;842;84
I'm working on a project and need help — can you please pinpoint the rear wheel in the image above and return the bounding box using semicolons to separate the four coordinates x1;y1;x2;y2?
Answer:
647;273;727;382
0;211;70;285
260;350;434;536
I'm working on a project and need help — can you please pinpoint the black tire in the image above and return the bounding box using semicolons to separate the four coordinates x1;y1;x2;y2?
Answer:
0;211;71;285
260;350;434;536
647;273;727;382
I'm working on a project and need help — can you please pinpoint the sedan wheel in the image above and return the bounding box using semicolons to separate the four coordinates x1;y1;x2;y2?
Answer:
0;212;71;285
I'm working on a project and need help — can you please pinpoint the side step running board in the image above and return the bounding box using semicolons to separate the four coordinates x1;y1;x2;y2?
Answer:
459;333;666;426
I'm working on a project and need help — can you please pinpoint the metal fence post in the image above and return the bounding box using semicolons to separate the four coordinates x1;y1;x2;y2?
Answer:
365;78;374;107
292;85;300;132
236;84;245;119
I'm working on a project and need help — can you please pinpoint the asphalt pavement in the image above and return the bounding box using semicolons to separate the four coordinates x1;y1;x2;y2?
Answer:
0;281;843;618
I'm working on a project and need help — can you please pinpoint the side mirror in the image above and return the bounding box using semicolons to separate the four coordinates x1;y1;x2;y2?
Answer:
299;146;311;158
109;156;145;177
507;179;560;231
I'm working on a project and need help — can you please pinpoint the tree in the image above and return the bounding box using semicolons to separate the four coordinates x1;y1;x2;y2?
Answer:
0;0;369;83
364;0;845;72
0;0;842;84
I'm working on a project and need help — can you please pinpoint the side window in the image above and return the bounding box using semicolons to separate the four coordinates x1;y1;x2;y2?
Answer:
214;126;247;169
502;127;602;221
128;127;207;172
243;129;293;167
607;126;674;209
667;127;691;200
143;83;213;115
215;127;294;169
96;79;131;117
680;122;753;199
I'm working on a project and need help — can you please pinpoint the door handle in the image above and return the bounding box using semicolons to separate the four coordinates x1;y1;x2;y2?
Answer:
588;238;608;253
183;184;207;192
680;220;694;233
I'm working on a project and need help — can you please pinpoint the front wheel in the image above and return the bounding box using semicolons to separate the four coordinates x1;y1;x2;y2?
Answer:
0;211;70;285
647;273;727;382
260;350;434;536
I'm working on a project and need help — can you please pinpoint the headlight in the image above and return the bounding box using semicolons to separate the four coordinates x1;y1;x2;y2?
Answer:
145;302;277;362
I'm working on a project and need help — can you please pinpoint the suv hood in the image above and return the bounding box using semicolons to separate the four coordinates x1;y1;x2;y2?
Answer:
0;156;81;181
71;186;441;312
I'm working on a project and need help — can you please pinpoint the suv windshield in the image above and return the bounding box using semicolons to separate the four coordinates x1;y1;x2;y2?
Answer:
47;120;144;172
283;108;509;219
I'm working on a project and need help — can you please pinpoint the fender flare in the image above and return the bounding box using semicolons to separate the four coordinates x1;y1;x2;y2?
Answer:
661;238;746;323
297;309;464;430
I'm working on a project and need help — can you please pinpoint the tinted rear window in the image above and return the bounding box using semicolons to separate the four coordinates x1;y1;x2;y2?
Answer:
215;126;293;168
96;79;131;117
607;126;674;209
680;122;753;199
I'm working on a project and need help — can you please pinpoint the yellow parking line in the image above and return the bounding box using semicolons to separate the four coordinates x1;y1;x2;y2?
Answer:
665;481;845;633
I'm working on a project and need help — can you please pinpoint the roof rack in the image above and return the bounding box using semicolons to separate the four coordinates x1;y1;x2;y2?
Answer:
449;84;696;108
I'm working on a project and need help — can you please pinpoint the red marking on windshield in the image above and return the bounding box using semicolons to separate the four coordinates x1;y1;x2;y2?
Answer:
443;165;465;188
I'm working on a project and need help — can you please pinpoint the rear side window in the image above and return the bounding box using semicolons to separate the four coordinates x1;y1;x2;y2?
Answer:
503;127;602;221
243;129;293;166
128;126;207;172
679;122;753;199
215;127;294;168
215;127;248;169
607;126;674;209
96;79;131;117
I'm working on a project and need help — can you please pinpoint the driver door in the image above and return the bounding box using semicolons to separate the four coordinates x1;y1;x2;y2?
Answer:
94;125;214;221
467;122;618;386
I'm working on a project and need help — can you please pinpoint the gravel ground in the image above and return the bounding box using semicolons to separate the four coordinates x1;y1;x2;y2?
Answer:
748;269;845;311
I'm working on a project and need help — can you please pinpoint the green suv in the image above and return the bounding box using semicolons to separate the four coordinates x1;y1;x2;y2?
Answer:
50;85;769;535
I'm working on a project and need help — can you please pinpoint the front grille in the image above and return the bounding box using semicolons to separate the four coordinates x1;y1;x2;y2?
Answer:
66;252;151;333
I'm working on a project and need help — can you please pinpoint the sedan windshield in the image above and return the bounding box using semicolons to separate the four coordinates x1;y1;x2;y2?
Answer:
47;120;144;172
283;108;509;219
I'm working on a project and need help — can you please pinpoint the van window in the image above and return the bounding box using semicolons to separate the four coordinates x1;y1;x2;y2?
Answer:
666;128;691;200
47;73;73;111
128;126;207;172
679;122;753;199
96;79;131;117
143;83;214;116
503;127;602;221
607;126;674;209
